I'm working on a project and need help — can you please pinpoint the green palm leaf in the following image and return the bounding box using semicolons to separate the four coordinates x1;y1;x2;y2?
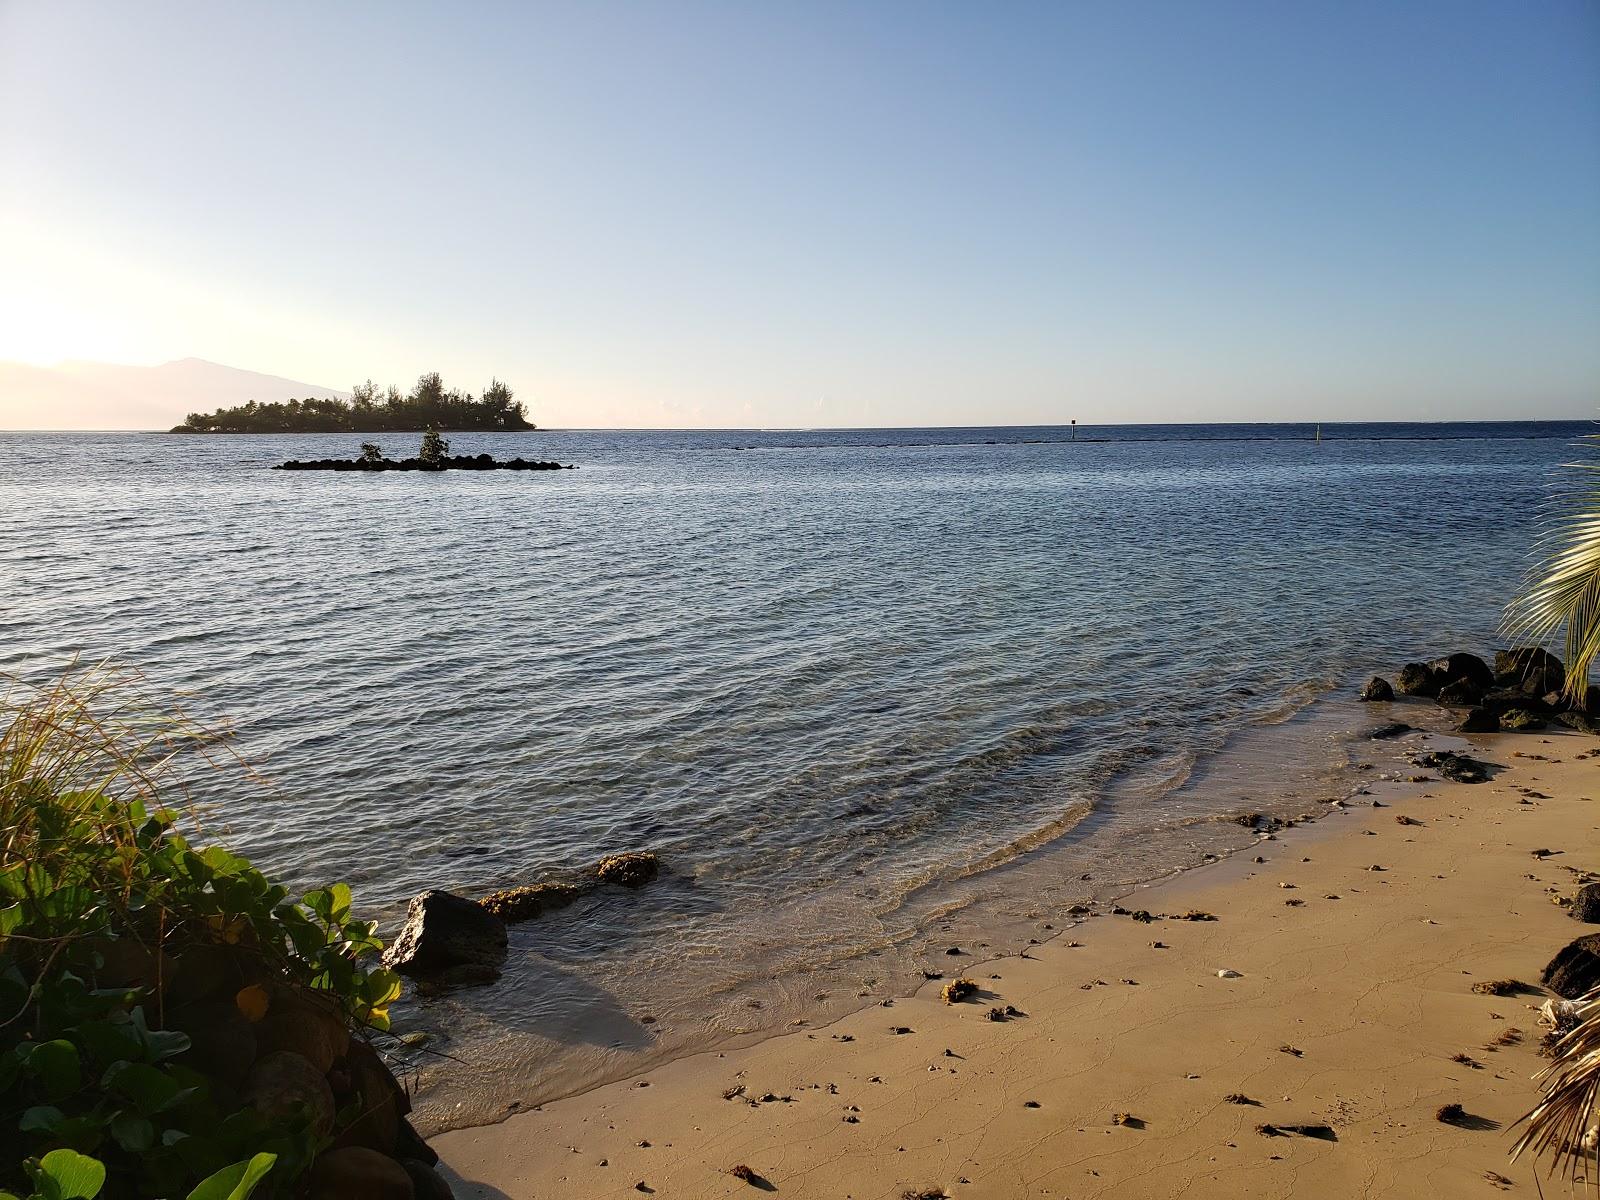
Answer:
1504;429;1600;706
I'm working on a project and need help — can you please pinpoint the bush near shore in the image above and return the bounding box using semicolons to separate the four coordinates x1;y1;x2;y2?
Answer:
0;670;444;1200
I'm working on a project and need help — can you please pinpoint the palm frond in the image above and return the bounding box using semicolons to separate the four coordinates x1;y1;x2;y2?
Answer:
1505;429;1600;706
1511;987;1600;1182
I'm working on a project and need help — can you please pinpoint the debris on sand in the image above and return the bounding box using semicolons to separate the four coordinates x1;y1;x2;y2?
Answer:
1111;1112;1140;1126
1470;979;1528;996
1257;1122;1336;1139
1278;1044;1304;1057
729;1164;771;1186
1175;910;1217;921
1413;751;1493;784
1223;1093;1258;1105
1450;1053;1483;1069
1436;1103;1466;1124
941;978;978;1004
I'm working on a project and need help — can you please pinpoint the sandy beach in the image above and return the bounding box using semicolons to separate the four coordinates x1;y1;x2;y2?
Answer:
433;726;1599;1198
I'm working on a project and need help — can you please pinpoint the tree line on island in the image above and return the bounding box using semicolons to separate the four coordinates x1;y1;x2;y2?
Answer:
171;372;533;433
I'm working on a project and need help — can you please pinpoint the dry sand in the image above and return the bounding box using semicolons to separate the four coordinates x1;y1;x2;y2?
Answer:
434;728;1600;1199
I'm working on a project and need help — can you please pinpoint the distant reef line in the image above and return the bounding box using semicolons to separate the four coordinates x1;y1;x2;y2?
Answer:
170;371;534;434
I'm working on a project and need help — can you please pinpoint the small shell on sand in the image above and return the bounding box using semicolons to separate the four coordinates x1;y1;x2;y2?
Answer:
1217;968;1243;978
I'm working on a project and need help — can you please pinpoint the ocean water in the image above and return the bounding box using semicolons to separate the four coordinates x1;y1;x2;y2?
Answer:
0;420;1589;1129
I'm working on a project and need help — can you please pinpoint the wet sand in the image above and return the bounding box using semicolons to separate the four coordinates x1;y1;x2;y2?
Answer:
434;727;1599;1199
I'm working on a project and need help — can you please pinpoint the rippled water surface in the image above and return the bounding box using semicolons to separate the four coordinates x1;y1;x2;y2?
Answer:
0;421;1586;1127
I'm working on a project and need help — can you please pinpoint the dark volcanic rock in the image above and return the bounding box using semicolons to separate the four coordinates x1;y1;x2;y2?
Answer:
1495;647;1565;696
1570;883;1600;924
1358;677;1394;702
1436;678;1485;707
1414;751;1494;784
1559;709;1600;735
278;455;574;472
404;1160;456;1200
1430;652;1495;690
1396;662;1442;697
242;1051;336;1138
1457;707;1500;733
479;881;585;923
1499;708;1547;731
1368;722;1414;740
1480;687;1553;716
381;889;507;979
1542;933;1600;998
307;1147;414;1200
595;852;660;888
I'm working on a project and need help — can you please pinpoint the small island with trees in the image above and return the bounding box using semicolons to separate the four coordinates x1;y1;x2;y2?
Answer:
171;372;534;433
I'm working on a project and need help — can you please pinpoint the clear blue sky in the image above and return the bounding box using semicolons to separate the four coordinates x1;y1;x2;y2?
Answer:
2;0;1596;427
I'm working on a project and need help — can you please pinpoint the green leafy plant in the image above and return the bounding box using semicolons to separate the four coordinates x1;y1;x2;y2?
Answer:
1505;428;1600;706
1;667;403;1199
358;443;383;464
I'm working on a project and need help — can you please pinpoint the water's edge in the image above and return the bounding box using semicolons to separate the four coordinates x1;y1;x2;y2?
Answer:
405;668;1453;1134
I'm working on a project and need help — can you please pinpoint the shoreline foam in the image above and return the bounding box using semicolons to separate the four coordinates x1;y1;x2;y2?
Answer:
433;724;1599;1197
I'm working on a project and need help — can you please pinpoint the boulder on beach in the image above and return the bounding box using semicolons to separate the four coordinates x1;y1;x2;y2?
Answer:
1499;708;1547;731
1430;652;1494;690
382;889;508;979
1480;687;1553;716
242;1050;336;1138
404;1159;455;1200
1396;662;1442;696
1542;933;1600;998
1358;677;1394;702
1413;751;1493;784
1560;709;1600;735
1570;883;1600;924
1495;647;1565;696
308;1146;416;1200
1457;707;1500;733
1436;678;1484;707
596;852;660;888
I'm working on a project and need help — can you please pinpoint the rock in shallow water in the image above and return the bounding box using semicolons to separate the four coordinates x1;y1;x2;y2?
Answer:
596;852;660;888
1396;662;1442;696
1494;646;1564;695
1430;652;1494;690
1436;677;1484;707
382;890;507;979
1358;677;1394;702
478;881;584;922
